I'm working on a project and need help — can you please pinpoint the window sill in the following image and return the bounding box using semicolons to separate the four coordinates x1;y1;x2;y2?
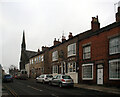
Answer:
82;78;93;80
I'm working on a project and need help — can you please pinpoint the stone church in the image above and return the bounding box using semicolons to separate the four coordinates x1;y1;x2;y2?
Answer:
19;31;37;70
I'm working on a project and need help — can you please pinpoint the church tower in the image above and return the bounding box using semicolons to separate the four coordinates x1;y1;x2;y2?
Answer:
21;30;26;51
19;30;37;70
20;30;27;70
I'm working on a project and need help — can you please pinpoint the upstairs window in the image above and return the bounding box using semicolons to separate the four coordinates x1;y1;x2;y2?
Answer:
67;43;76;57
52;51;58;61
32;59;33;64
109;36;120;55
39;56;41;61
83;45;91;59
41;55;44;62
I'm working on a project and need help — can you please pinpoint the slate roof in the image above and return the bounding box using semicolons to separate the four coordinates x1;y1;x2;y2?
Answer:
25;50;37;59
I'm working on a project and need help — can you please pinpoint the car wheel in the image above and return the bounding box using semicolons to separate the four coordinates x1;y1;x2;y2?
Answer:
59;83;62;88
36;80;38;83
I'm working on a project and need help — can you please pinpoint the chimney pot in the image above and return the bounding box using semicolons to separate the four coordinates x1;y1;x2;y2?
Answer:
68;32;73;39
54;38;61;46
62;36;66;42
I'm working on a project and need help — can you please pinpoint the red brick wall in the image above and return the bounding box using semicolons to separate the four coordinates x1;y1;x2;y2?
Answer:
79;25;120;85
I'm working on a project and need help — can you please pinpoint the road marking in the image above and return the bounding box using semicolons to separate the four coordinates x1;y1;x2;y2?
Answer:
51;94;59;97
27;85;43;92
4;84;19;97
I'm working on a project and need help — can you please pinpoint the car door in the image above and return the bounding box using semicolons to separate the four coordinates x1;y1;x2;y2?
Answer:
52;75;58;85
37;76;41;82
56;75;61;85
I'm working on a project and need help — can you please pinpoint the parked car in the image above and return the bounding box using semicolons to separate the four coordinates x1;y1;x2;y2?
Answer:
2;74;13;83
49;74;74;88
36;74;53;84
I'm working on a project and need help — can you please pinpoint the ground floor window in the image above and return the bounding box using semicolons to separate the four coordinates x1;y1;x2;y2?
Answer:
41;68;44;73
68;62;76;72
52;65;58;73
82;63;93;80
109;59;120;80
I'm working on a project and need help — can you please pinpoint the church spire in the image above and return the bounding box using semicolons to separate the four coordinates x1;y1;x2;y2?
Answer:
21;30;26;50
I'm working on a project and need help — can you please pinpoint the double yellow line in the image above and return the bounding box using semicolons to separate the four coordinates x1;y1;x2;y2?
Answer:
3;84;19;97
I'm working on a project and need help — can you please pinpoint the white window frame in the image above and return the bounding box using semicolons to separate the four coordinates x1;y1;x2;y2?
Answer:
52;65;58;74
109;59;120;80
82;63;93;80
39;56;41;62
67;43;76;57
32;59;33;64
52;51;58;61
109;36;120;55
68;62;76;73
41;55;44;62
83;45;91;59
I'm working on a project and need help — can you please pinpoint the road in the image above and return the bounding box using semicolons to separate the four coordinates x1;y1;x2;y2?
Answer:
2;79;119;97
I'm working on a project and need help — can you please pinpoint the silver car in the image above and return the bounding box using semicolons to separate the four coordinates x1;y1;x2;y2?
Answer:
49;74;74;88
36;74;53;84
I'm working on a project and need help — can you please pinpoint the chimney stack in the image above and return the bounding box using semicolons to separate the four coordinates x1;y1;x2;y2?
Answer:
38;49;40;53
91;16;100;31
54;38;61;46
68;32;73;39
62;36;66;42
42;46;49;51
116;2;120;22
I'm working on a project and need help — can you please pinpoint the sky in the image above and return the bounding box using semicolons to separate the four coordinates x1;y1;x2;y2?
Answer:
0;0;120;73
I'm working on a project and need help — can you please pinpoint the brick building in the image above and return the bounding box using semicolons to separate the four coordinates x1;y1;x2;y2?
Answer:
48;33;79;83
78;7;120;86
29;46;50;78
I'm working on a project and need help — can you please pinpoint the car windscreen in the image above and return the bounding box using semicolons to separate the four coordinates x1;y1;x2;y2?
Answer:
47;75;53;78
62;75;71;79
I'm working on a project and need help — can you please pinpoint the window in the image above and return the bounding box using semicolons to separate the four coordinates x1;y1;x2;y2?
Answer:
41;55;44;61
34;58;36;64
52;65;58;73
109;36;120;55
41;68;44;73
32;59;33;64
67;43;76;57
109;59;120;80
29;60;31;64
83;45;91;59
36;57;38;63
52;51;58;61
68;62;76;72
82;63;93;80
39;56;41;61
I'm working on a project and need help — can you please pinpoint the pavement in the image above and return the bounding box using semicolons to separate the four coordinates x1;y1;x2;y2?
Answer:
1;85;9;97
74;83;120;95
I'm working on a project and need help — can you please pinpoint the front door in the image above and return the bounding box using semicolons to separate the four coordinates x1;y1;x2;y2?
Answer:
97;68;103;85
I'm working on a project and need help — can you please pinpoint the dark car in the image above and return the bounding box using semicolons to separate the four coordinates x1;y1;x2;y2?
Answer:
2;74;13;82
49;74;74;88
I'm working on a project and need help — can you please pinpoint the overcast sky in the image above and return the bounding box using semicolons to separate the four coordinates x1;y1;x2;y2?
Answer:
0;0;120;73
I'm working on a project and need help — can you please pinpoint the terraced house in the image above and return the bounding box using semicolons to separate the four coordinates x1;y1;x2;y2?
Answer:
78;6;120;86
29;46;50;78
48;33;79;83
